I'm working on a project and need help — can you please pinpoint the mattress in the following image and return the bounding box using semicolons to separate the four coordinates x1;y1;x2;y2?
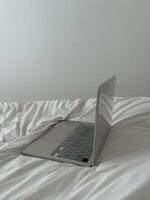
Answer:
0;97;150;200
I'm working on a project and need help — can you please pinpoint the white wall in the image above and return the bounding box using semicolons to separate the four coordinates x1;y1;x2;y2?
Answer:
0;0;150;102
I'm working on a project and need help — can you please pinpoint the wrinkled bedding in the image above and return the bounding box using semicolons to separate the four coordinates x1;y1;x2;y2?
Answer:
1;97;150;200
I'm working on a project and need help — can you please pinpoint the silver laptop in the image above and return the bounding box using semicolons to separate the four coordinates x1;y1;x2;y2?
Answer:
22;76;116;167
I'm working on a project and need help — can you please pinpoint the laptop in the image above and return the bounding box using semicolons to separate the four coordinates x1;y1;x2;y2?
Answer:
22;76;116;167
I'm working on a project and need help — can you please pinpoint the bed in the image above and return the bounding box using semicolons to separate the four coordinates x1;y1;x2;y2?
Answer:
0;97;150;200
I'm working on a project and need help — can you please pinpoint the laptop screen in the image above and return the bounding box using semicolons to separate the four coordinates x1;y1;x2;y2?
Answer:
93;76;116;165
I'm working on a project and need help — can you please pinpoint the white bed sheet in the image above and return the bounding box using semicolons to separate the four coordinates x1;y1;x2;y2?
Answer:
1;97;150;200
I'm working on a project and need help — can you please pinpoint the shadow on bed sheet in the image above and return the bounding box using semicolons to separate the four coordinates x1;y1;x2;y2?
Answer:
97;124;150;164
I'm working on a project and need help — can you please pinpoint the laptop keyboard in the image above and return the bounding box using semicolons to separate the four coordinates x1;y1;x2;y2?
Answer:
51;124;94;162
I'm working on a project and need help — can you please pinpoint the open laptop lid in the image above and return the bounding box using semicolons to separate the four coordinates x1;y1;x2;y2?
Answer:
92;75;117;165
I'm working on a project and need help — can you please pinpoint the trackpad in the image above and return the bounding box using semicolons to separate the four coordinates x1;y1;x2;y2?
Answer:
40;121;78;143
22;140;59;158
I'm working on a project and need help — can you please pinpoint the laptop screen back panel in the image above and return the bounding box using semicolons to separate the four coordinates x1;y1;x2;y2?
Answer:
92;76;116;165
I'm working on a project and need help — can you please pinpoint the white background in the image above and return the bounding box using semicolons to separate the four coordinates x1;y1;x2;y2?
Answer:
0;0;150;101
